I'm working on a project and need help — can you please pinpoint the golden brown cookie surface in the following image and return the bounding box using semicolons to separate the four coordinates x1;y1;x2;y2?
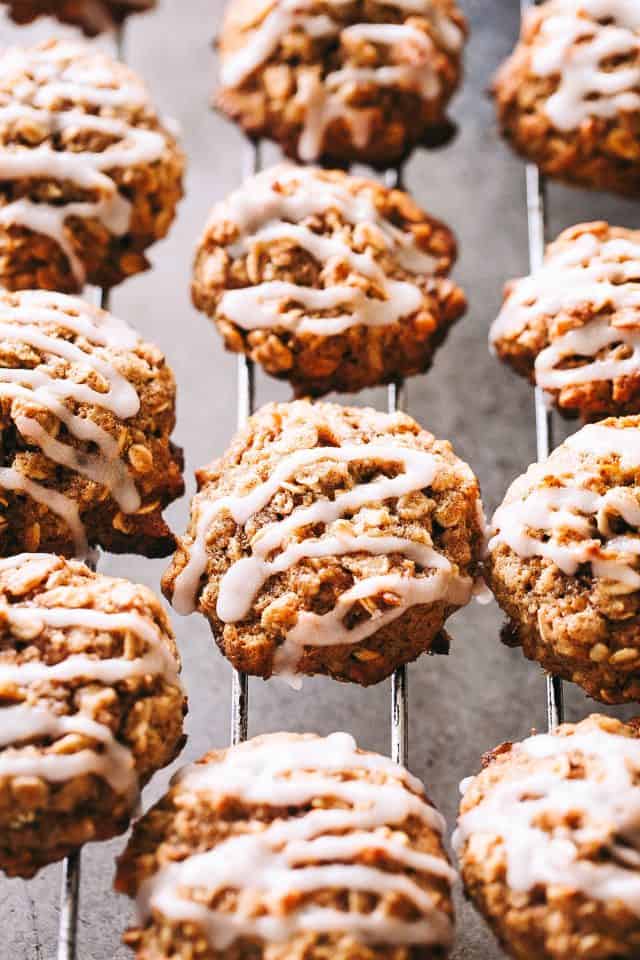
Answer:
456;715;640;960
193;164;466;397
163;400;484;685
216;0;466;167
117;731;455;960
487;416;640;704
0;289;183;558
0;552;186;878
493;1;640;197
0;38;183;292
491;222;640;421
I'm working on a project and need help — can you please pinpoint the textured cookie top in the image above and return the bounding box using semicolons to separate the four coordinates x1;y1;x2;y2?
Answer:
117;731;455;954
195;163;457;339
491;222;640;407
0;552;181;805
489;416;640;591
0;289;181;557
164;400;483;681
455;714;640;913
510;0;640;133
0;38;174;287
1;1;155;34
218;0;466;162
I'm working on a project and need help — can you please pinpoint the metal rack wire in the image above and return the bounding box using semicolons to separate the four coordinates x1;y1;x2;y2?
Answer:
56;24;126;958
521;0;565;735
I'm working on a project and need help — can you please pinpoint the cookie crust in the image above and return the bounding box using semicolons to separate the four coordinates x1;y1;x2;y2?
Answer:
493;1;640;197
491;222;640;421
1;0;155;34
216;0;467;168
487;416;640;704
0;552;186;878
0;289;184;559
0;38;184;293
163;400;484;686
456;715;640;960
193;164;466;398
116;731;455;960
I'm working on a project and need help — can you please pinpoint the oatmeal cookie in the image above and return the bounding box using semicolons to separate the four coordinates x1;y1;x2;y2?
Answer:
216;0;466;167
491;222;640;421
193;164;466;397
493;1;640;197
0;37;184;293
116;731;455;960
0;289;184;559
2;0;155;34
163;400;484;686
455;714;640;960
487;416;640;704
0;552;185;878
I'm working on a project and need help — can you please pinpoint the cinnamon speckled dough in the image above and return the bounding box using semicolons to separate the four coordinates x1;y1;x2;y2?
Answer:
493;1;640;197
0;38;184;293
116;731;455;960
216;0;467;168
491;222;640;421
0;552;186;879
456;715;640;960
1;0;155;34
0;289;183;559
486;416;640;705
162;400;485;686
193;164;466;398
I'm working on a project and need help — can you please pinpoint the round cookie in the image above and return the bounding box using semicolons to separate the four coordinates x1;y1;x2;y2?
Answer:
0;37;184;293
455;714;640;960
216;0;467;167
487;416;640;704
193;164;466;397
0;289;183;559
116;731;456;960
493;1;640;197
163;399;484;686
1;0;155;34
0;552;185;878
491;222;640;421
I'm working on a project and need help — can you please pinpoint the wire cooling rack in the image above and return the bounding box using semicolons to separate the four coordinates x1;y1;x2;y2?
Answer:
52;2;569;958
521;0;565;735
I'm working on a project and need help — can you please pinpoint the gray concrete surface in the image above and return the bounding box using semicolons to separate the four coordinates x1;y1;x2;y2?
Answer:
1;1;640;957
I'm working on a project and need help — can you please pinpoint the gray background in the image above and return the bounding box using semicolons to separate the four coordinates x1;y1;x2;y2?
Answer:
1;1;639;957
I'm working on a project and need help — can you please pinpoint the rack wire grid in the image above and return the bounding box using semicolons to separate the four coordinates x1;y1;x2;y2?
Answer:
53;2;568;958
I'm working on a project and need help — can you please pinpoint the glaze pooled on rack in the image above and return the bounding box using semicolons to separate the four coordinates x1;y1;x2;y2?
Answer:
216;0;466;167
491;222;640;420
117;731;455;960
493;0;640;197
456;714;640;960
163;400;484;686
2;0;156;34
0;289;183;558
193;164;466;396
487;415;640;704
0;552;185;878
0;37;183;292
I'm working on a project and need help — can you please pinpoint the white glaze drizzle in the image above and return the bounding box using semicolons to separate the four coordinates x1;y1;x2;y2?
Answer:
491;230;640;394
221;0;462;160
489;421;640;589
454;723;640;913
0;291;144;555
0;554;180;797
216;164;437;336
0;41;167;284
172;438;472;677
530;0;640;131
138;732;454;950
